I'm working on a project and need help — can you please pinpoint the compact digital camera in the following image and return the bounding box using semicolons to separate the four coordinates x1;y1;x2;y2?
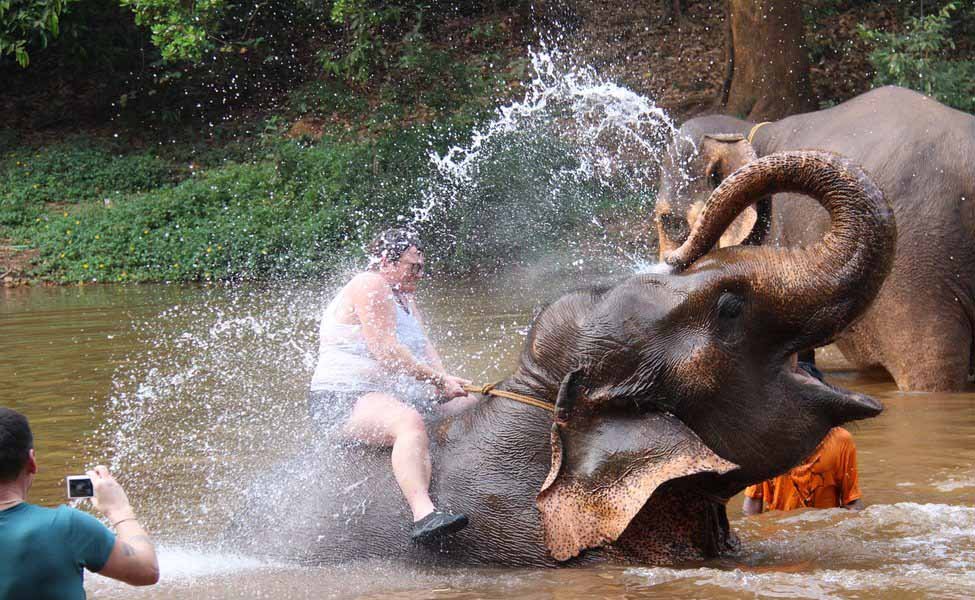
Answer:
66;475;94;499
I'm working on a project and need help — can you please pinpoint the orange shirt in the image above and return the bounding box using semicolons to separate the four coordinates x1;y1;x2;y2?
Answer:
744;427;861;511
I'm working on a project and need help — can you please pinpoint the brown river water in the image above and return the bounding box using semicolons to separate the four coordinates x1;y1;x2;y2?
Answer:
2;277;973;599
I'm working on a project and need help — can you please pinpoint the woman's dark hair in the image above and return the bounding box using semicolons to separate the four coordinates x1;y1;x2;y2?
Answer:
0;408;33;481
366;228;423;269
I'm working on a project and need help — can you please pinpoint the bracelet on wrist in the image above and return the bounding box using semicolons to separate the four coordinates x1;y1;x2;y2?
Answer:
112;517;138;528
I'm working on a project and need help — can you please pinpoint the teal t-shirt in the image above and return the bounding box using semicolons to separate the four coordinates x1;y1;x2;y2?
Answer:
0;502;116;600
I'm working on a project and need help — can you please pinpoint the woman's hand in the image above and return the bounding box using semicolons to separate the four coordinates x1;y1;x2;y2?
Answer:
436;373;471;399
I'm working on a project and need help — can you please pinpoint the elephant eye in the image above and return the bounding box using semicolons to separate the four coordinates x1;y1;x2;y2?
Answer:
717;292;744;320
659;212;690;244
708;167;723;189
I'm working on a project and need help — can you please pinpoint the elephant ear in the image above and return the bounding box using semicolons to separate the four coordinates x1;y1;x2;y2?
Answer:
536;381;737;562
697;133;772;249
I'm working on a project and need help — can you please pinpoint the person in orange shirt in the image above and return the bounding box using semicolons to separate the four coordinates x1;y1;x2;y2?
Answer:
743;360;865;514
743;425;864;514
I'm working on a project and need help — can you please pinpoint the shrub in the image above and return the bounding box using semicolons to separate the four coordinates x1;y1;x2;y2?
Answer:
20;132;436;282
0;141;176;228
1;0;72;66
858;2;975;111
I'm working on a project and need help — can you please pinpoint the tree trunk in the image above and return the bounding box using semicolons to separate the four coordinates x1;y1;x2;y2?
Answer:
719;0;816;121
664;0;682;21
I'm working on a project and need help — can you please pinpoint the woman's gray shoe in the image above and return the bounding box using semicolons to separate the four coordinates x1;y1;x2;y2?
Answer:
410;510;469;543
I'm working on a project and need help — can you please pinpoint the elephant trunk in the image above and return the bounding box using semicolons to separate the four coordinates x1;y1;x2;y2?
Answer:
667;151;896;352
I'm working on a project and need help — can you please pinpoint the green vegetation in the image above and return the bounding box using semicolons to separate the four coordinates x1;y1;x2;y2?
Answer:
0;1;537;283
859;2;975;111
2;132;432;282
0;0;71;66
0;141;174;224
3;119;644;283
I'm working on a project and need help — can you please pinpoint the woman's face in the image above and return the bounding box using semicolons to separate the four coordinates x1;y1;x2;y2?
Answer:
384;245;424;292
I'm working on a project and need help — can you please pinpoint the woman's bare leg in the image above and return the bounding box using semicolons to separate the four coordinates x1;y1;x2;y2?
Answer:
343;392;435;521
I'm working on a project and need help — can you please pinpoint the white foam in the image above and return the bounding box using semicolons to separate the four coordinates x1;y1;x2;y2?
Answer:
154;545;280;580
626;565;975;599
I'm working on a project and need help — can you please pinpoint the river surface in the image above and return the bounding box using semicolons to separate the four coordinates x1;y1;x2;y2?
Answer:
1;279;973;599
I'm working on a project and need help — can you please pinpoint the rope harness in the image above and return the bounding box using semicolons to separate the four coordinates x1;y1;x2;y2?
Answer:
462;383;555;413
747;121;772;145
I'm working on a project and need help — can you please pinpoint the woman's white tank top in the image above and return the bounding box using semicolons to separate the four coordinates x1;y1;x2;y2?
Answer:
309;284;436;401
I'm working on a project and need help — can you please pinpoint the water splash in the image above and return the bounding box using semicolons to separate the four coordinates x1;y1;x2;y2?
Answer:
425;45;678;190
95;46;683;559
95;281;329;545
412;45;680;273
628;503;975;599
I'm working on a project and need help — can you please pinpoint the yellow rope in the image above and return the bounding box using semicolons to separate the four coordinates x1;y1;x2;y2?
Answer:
463;383;555;413
747;121;772;145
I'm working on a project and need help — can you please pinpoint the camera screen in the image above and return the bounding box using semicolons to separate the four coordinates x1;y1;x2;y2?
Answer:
67;477;94;498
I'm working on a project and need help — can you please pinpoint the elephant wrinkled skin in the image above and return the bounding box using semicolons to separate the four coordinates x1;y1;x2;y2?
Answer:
238;151;893;567
657;85;975;392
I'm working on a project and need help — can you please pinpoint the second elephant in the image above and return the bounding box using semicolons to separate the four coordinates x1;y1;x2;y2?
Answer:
656;85;975;392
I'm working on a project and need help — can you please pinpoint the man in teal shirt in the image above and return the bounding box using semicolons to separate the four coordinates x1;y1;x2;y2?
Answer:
0;408;160;599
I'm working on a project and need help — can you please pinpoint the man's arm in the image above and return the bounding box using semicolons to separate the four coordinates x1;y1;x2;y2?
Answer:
742;496;764;515
835;428;864;510
742;483;765;515
88;466;160;586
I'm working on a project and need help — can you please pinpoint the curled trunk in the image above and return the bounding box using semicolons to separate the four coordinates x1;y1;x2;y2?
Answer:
667;151;896;353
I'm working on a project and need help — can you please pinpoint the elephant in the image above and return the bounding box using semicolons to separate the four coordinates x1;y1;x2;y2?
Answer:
655;85;975;392
238;150;893;567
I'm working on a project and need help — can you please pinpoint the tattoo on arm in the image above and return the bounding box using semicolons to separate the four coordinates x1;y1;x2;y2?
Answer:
119;535;154;559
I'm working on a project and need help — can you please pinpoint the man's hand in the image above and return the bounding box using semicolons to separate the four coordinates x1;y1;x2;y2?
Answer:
437;374;471;399
87;465;160;586
87;466;134;522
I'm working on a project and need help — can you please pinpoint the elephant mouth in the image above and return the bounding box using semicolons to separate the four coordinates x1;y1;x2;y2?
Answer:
784;356;882;423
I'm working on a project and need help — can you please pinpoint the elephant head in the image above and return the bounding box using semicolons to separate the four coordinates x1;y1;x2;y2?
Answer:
506;151;895;562
657;126;770;259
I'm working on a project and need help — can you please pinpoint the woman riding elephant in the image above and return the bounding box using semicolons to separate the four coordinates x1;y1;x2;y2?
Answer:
655;85;974;392
308;228;478;542
241;150;894;566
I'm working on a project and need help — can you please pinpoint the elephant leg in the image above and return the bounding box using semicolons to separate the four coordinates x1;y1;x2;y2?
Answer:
884;329;972;392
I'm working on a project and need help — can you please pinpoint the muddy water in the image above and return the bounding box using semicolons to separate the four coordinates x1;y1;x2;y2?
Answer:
1;280;973;599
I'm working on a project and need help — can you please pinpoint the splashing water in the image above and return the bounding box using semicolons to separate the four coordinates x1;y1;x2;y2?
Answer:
425;45;678;190
95;47;685;563
411;45;682;273
628;503;975;599
95;281;328;546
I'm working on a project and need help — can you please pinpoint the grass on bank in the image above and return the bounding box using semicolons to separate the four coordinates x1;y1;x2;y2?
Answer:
0;132;431;283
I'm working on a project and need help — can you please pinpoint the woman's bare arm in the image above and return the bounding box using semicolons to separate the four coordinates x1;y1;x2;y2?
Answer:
349;274;445;385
